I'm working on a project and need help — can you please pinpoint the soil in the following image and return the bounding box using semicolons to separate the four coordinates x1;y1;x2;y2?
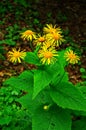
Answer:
0;0;86;85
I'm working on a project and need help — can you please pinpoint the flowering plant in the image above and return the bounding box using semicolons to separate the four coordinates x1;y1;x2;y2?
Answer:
4;24;86;130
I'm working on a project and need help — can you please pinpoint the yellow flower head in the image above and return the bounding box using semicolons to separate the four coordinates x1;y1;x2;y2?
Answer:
8;48;26;63
43;24;62;34
21;30;36;41
64;50;80;64
46;32;65;47
38;46;58;65
43;42;52;48
34;34;46;46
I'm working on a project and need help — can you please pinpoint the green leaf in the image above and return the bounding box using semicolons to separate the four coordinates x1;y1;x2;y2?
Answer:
0;53;5;60
61;71;69;82
33;69;51;99
50;82;86;111
3;70;33;92
32;106;71;130
18;86;53;114
24;52;40;65
0;46;5;53
51;70;69;87
33;62;60;99
72;117;86;130
17;93;42;115
72;109;86;117
0;40;4;45
14;0;28;7
5;39;16;45
58;50;67;67
0;116;12;125
78;85;86;97
80;68;86;73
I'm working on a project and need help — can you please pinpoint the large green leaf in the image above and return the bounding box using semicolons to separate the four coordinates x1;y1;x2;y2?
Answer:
17;92;42;114
3;70;33;92
33;62;60;99
17;87;53;115
33;69;52;99
58;50;67;67
32;106;71;130
51;70;69;87
77;83;86;97
50;82;86;111
24;52;40;65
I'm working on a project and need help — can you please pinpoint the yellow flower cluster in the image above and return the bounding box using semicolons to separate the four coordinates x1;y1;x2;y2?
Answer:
36;24;65;64
20;24;64;65
7;24;80;65
20;24;64;47
43;24;65;47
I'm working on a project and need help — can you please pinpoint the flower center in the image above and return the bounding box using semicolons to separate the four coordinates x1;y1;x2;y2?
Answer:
25;30;33;35
53;33;60;40
13;52;21;58
44;51;53;58
38;37;45;42
69;53;76;59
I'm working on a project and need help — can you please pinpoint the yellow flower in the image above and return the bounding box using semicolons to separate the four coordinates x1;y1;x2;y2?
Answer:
46;32;65;47
21;30;36;41
64;50;80;64
34;34;46;46
43;24;62;34
43;41;55;48
8;48;26;63
38;46;58;65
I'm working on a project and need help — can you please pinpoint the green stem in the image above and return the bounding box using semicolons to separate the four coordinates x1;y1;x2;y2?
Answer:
21;62;29;70
29;41;34;51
